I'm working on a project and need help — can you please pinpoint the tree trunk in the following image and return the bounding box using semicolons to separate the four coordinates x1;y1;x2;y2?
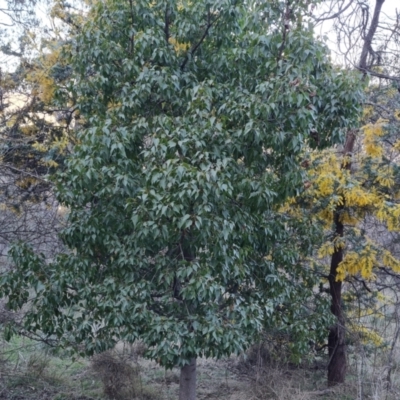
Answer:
328;212;346;386
327;131;356;386
358;0;385;73
179;358;197;400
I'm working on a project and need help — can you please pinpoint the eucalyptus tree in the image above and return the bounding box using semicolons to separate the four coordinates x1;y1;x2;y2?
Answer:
308;0;400;386
1;0;362;398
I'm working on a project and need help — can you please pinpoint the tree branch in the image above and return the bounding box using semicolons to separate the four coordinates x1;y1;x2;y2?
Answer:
358;0;386;73
180;9;220;71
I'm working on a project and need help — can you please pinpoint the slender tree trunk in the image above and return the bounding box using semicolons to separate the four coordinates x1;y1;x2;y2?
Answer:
328;212;346;385
358;0;385;73
327;131;356;386
179;358;197;400
174;230;197;399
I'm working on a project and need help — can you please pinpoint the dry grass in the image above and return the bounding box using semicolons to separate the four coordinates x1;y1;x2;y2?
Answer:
3;332;400;399
91;348;158;400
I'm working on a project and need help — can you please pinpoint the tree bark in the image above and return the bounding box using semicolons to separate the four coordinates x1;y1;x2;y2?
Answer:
179;358;197;400
358;0;385;73
327;131;356;386
328;213;346;385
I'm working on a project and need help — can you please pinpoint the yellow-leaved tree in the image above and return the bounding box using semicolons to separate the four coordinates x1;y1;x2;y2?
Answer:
290;0;400;386
284;82;400;386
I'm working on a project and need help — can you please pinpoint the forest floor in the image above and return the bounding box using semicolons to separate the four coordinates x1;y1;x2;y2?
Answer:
0;336;399;400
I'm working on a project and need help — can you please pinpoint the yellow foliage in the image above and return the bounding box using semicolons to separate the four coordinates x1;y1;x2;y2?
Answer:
362;122;385;157
15;177;38;190
6;115;18;127
339;211;359;225
386;88;398;98
362;122;384;138
350;324;385;346
365;140;383;157
394;109;400;121
27;71;55;104
311;153;345;199
376;203;400;231
383;251;400;272
336;244;377;281
343;186;380;208
25;47;60;105
277;197;302;217
377;176;395;188
32;142;47;152
315;208;333;226
168;37;190;55
376;205;388;222
40;76;56;104
333;236;346;250
362;105;373;120
315;174;334;196
386;204;400;231
43;159;59;168
375;166;395;188
318;241;335;258
51;136;70;154
294;134;400;278
20;125;39;136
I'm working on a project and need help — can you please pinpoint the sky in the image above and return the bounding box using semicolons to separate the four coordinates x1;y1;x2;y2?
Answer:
314;0;399;67
382;0;398;16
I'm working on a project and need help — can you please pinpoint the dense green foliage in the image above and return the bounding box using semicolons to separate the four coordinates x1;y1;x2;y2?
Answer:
1;0;363;369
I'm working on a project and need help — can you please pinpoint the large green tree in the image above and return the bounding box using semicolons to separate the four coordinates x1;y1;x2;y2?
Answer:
1;0;362;398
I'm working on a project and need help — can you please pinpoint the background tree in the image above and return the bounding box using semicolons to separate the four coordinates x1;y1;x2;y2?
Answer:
0;0;86;339
0;0;85;266
283;0;400;386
